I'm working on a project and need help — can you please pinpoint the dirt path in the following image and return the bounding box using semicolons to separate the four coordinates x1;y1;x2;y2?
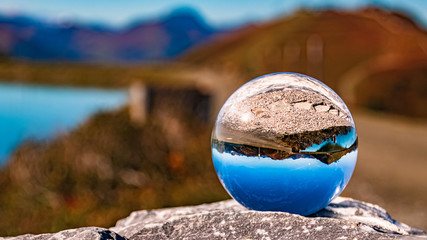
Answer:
343;111;427;230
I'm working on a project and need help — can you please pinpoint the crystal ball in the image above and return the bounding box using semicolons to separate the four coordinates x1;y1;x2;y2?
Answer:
211;73;358;215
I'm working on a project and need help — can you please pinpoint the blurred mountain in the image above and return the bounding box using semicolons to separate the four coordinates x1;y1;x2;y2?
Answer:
0;7;216;62
183;8;427;118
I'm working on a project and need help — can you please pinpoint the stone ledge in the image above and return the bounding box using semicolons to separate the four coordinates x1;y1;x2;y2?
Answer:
3;197;426;240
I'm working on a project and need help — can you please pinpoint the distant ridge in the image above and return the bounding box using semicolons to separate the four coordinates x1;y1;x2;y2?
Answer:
0;7;217;62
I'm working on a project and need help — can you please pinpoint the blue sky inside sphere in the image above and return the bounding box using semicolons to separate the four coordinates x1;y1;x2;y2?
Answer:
1;0;427;28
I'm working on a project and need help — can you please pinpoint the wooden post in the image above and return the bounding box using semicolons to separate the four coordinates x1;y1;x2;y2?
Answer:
307;34;324;81
129;81;147;124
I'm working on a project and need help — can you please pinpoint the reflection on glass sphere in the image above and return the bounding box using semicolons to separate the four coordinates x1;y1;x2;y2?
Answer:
211;73;358;215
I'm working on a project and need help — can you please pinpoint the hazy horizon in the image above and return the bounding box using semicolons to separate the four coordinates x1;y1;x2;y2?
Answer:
1;0;427;29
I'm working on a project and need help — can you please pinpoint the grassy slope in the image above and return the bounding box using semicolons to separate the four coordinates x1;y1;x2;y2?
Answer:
183;8;427;117
0;108;228;236
0;60;198;88
355;65;427;117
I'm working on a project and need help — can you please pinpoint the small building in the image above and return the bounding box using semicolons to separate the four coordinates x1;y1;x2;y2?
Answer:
129;82;212;125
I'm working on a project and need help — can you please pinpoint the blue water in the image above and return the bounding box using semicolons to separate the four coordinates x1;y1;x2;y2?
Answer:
212;148;357;215
0;82;128;164
303;127;357;152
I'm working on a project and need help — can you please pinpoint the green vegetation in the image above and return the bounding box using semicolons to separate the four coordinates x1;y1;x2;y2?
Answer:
0;60;197;88
0;108;228;236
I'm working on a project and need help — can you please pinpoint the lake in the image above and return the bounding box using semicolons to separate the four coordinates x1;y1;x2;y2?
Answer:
0;82;128;164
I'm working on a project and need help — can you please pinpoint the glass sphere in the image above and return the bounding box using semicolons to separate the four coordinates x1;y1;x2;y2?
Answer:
211;73;358;215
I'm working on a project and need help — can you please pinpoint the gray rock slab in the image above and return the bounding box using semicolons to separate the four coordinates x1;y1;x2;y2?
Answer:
111;197;426;240
1;227;128;240
3;197;426;240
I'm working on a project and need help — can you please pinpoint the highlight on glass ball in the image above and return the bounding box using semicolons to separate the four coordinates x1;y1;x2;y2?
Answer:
211;72;358;216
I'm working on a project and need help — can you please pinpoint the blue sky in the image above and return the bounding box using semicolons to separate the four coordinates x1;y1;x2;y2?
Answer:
1;0;427;28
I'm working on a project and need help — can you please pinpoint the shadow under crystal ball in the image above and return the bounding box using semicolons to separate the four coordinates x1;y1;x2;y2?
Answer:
211;73;358;215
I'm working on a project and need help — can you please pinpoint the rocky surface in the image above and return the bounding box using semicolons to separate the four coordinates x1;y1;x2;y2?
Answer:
3;227;126;240
215;73;356;152
3;197;426;240
217;73;353;139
